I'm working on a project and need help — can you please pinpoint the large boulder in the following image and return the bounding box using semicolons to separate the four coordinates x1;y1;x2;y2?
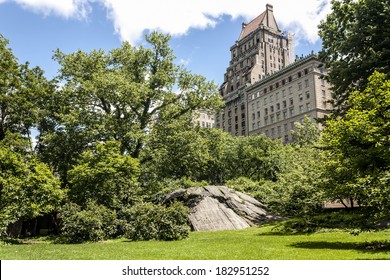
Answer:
163;186;273;231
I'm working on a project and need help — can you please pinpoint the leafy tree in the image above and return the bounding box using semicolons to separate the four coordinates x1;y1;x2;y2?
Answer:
0;133;64;236
44;32;222;166
0;34;54;144
67;141;140;209
318;0;390;114
291;115;321;147
223;135;283;182
321;72;390;220
38;32;222;186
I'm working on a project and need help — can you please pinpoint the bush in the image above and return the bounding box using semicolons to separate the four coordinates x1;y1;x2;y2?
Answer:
122;202;190;241
59;202;117;243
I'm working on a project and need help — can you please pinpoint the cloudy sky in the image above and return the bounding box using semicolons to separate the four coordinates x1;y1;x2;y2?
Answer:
0;0;331;84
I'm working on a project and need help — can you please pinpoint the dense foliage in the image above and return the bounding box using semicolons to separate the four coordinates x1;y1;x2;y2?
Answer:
122;202;190;241
318;0;390;114
321;72;390;221
59;201;117;243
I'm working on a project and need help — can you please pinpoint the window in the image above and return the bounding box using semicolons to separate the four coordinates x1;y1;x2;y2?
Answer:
290;98;294;106
256;101;260;108
264;117;268;125
276;92;280;100
306;91;310;99
271;128;275;136
276;103;280;110
305;79;309;88
264;97;267;104
284;123;288;132
298;71;302;78
283;111;287;119
284;135;289;143
288;76;292;82
304;68;308;75
265;108;268;115
289;108;294;117
257;111;261;118
270;105;274;113
276;113;280;121
283;100;287;108
270;115;274;123
288;86;292;94
252;113;255;120
282;89;286;98
299;94;303;101
298;82;302;90
299;105;304;113
322;90;326;97
306;103;311;111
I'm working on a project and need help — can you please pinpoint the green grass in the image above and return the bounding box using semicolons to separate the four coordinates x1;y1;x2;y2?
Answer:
1;225;390;260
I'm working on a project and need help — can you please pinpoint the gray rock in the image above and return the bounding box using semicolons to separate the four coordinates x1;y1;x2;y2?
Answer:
164;186;273;231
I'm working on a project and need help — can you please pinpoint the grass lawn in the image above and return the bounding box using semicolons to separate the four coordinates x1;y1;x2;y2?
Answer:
1;225;390;260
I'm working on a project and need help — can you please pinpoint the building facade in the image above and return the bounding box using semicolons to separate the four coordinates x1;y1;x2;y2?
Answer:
246;54;332;142
193;110;215;128
217;4;294;136
216;4;332;142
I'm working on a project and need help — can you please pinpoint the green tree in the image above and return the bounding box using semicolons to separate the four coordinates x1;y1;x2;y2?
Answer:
0;34;54;144
321;72;390;220
224;135;283;182
39;32;222;185
0;133;64;236
291;115;321;147
318;0;390;114
67;141;140;209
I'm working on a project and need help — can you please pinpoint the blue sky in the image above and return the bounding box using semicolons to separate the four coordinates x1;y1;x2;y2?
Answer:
0;0;328;85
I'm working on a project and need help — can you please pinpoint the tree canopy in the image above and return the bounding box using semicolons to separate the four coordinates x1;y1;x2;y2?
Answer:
321;71;390;220
318;0;390;114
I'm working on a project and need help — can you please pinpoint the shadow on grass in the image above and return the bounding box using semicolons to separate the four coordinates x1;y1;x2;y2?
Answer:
290;240;390;253
1;235;69;245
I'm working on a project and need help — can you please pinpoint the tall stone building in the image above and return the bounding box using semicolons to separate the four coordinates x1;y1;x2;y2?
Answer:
217;4;294;136
246;53;332;142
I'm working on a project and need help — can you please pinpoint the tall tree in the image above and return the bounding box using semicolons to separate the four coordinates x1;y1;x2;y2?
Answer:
45;32;222;162
318;0;390;114
321;72;390;220
0;34;54;144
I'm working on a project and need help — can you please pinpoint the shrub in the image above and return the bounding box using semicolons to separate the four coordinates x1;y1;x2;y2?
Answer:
59;201;117;243
123;202;190;241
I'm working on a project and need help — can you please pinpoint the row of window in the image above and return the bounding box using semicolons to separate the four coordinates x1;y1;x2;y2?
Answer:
251;102;312;129
250;78;310;101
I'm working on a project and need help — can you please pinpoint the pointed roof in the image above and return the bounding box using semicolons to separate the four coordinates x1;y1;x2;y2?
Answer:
238;4;280;41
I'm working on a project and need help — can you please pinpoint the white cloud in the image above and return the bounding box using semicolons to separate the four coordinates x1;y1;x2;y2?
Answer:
5;0;91;19
1;0;332;44
102;0;331;45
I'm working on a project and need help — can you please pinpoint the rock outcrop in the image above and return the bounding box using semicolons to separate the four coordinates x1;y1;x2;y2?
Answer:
164;186;272;231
